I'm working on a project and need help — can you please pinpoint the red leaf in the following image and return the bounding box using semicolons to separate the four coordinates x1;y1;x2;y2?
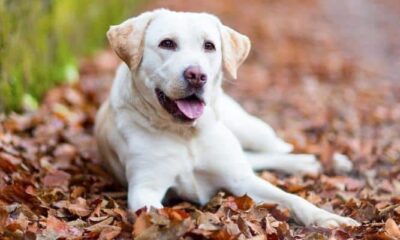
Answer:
42;170;71;188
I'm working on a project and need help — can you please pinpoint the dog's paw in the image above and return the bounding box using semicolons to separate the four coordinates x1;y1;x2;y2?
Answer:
287;154;322;175
333;153;353;174
273;139;294;153
291;197;359;228
311;211;360;228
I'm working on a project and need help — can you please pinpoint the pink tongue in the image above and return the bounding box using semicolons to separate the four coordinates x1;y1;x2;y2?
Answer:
176;99;205;119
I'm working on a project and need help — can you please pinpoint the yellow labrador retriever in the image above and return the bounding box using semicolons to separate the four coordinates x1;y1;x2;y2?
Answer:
95;9;359;227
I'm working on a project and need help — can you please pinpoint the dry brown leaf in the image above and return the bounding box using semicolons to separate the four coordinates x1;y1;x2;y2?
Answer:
385;218;400;239
0;206;8;227
89;216;109;222
70;186;85;199
160;207;190;221
113;208;129;223
45;215;82;238
234;194;255;211
1;0;400;238
42;169;71;188
395;206;400;215
248;235;267;240
133;212;152;237
198;212;221;231
98;226;122;240
226;222;241;236
86;217;114;233
211;228;234;240
67;197;91;217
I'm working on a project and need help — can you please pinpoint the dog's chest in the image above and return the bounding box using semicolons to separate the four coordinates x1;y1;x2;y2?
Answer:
174;141;217;205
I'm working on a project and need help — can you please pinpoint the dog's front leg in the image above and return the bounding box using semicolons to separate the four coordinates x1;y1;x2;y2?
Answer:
128;185;164;211
198;123;358;227
125;161;176;211
228;174;359;227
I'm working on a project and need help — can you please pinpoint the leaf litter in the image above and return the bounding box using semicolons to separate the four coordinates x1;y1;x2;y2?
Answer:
1;0;400;239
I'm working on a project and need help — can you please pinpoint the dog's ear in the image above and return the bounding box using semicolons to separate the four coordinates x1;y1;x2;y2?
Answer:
107;11;155;71
220;26;251;79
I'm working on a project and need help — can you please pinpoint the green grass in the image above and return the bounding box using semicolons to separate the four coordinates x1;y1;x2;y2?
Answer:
0;0;142;112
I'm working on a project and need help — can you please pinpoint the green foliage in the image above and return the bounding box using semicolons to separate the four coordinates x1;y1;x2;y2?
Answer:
0;0;141;112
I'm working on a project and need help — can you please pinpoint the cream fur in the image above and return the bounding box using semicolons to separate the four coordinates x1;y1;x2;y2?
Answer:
95;9;358;228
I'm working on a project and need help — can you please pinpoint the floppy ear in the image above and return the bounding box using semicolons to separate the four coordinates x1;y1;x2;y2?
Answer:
107;11;155;71
220;26;251;79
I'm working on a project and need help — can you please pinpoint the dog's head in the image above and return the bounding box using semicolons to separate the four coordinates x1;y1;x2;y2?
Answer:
107;9;250;123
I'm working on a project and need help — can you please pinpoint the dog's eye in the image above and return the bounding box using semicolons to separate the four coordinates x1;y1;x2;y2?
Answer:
159;39;177;50
204;41;215;52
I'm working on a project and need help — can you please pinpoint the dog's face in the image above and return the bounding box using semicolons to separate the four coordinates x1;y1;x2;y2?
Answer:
107;9;250;123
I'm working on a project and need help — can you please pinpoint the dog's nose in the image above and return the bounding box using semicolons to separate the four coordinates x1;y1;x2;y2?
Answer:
183;66;207;88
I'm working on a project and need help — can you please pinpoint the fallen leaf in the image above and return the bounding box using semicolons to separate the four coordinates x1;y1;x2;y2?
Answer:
385;218;400;239
67;197;91;217
44;215;82;238
98;226;122;240
70;186;85;199
234;194;255;211
198;212;221;231
86;217;114;233
211;228;234;240
133;212;152;237
42;169;71;188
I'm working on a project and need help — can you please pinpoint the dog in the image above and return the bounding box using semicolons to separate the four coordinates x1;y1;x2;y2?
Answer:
95;9;359;228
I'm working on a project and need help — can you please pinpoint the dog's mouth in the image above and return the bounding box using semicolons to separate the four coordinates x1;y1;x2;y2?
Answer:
156;88;205;122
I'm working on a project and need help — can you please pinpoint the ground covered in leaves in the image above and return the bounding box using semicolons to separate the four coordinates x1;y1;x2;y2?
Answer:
1;0;400;239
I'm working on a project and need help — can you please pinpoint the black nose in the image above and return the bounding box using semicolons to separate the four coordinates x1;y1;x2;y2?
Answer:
183;66;207;88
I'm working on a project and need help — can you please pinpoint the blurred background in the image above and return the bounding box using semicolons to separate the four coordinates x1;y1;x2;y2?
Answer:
0;0;141;111
1;0;399;113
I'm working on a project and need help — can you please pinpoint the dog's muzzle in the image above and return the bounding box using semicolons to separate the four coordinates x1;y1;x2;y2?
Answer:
156;88;205;122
